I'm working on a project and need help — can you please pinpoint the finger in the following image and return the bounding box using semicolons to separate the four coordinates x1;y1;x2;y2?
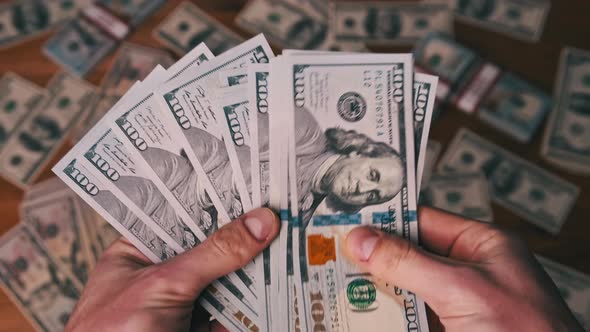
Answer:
99;237;152;267
345;226;462;306
418;206;489;256
157;208;280;298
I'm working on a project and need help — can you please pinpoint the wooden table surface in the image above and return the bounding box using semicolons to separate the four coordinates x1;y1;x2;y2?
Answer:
1;1;589;331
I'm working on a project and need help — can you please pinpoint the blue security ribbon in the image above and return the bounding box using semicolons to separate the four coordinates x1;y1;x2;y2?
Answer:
313;213;361;227
279;209;290;221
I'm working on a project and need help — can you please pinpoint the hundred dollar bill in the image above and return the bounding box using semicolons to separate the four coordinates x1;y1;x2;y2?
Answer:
236;0;366;52
277;49;432;330
248;65;271;209
215;89;253;201
414;73;438;191
0;224;81;332
0;72;95;188
20;190;95;288
210;87;261;305
275;54;427;331
477;72;552;143
73;43;174;141
156;34;274;221
213;85;270;315
536;256;590;330
413;32;480;103
273;66;292;332
106;54;260;306
542;47;590;175
421;172;493;222
43;17;118;77
453;0;551;42
275;50;438;194
247;64;274;331
0;0;91;49
329;1;453;45
52;156;258;332
438;128;579;234
420;140;442;191
0;73;46;153
154;1;244;56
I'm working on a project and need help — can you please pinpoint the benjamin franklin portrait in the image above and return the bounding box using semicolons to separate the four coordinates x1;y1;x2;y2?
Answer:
293;108;405;228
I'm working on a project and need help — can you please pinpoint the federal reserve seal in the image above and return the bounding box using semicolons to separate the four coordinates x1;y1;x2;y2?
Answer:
346;278;376;310
337;92;366;122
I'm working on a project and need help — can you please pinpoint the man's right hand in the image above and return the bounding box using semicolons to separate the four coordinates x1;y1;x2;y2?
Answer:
345;207;583;331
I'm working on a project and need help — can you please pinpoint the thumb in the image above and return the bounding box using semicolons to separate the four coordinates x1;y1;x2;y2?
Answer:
345;226;460;308
156;208;280;298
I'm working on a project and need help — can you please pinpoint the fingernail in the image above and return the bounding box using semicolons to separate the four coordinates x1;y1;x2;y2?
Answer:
243;209;275;241
347;227;380;262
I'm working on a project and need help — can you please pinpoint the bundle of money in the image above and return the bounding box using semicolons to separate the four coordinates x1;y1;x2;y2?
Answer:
329;1;454;45
235;0;367;51
0;177;119;332
421;172;494;223
154;1;245;56
438;128;579;235
0;72;96;189
0;0;92;49
452;0;551;43
43;33;443;331
43;0;166;76
414;32;552;143
542;47;590;175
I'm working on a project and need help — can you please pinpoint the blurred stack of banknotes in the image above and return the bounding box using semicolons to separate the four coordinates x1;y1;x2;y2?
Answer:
0;177;120;331
0;0;167;76
0;0;553;77
414;32;586;235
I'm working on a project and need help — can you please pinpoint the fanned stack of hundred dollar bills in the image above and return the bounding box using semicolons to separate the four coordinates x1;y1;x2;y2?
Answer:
44;34;441;332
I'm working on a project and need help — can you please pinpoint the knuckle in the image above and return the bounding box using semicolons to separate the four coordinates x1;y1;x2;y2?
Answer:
447;265;488;297
482;225;521;248
144;266;194;297
375;238;415;275
450;265;485;284
209;226;252;267
95;240;125;264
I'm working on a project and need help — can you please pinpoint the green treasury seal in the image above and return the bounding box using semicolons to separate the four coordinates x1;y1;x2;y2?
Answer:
347;278;376;310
